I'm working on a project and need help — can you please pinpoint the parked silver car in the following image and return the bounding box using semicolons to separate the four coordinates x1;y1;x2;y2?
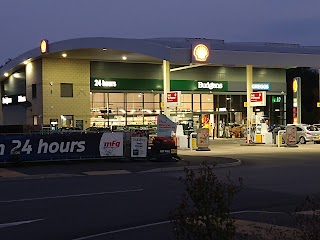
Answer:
282;124;320;144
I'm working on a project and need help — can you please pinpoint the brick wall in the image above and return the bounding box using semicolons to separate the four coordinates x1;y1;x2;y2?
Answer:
42;58;91;129
26;59;43;125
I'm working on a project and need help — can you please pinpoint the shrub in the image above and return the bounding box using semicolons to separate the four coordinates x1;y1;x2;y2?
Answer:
170;163;243;240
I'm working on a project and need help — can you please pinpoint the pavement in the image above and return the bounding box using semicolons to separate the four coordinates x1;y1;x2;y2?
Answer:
2;136;320;181
0;138;245;181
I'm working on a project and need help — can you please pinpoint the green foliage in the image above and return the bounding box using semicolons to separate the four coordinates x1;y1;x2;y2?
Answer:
294;196;320;240
171;163;243;240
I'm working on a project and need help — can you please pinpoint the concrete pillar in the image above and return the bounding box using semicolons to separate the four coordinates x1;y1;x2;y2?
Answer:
283;94;287;125
246;65;253;143
163;60;170;117
0;83;2;125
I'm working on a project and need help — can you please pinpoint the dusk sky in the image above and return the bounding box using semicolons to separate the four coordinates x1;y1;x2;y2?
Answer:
1;0;319;64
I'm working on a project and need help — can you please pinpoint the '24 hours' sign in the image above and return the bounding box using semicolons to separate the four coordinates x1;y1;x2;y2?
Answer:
0;132;124;162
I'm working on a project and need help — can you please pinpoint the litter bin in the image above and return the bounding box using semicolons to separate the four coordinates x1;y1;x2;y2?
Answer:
150;137;178;161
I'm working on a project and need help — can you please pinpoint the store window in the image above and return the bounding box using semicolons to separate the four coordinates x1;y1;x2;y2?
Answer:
109;93;125;127
202;94;214;111
61;83;73;97
33;115;38;125
180;94;192;112
193;94;201;112
61;115;74;127
32;84;37;99
127;93;144;125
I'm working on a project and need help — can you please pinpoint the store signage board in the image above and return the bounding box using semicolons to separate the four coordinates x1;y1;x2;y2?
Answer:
157;114;177;137
252;83;270;91
167;91;181;107
192;43;210;63
99;132;124;157
197;81;224;90
90;78;228;92
93;79;117;87
286;125;297;146
272;96;281;103
250;91;266;107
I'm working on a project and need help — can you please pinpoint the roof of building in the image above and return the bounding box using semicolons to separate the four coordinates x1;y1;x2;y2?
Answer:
1;37;320;80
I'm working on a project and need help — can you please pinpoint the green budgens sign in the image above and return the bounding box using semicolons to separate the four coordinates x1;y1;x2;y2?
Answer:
197;81;224;90
90;78;228;92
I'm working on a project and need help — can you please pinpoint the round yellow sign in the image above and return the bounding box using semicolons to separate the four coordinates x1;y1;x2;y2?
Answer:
193;44;209;62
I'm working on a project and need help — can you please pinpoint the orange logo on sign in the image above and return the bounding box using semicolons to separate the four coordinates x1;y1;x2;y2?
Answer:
193;44;209;61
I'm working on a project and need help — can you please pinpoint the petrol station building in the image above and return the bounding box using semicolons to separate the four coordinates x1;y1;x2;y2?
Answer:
1;37;320;138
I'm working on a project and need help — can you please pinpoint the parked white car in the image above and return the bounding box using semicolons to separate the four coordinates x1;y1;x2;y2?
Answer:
282;124;320;144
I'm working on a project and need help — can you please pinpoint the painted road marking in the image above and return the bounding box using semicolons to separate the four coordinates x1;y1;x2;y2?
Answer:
0;219;44;229
72;210;298;240
0;168;28;178
72;218;297;240
0;188;143;203
83;170;131;176
72;220;171;240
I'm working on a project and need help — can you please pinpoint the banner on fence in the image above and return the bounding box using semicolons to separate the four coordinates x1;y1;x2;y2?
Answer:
0;132;124;162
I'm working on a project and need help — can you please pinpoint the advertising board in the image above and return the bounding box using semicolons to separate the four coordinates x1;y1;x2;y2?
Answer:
157;114;177;137
0;132;124;162
250;91;266;107
286;125;297;146
130;129;148;158
196;128;210;148
167;91;181;107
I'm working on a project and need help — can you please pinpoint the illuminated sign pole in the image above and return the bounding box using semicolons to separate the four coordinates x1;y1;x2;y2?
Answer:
293;77;301;124
246;65;253;143
162;60;170;117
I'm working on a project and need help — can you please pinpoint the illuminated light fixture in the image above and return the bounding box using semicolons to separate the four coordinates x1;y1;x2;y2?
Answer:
23;60;29;65
119;109;126;114
102;48;107;51
62;53;67;58
193;44;209;62
208;98;211;101
40;39;49;54
256;108;261;112
4;72;9;77
13;73;20;78
18;95;26;102
122;56;127;60
293;79;298;93
2;97;12;105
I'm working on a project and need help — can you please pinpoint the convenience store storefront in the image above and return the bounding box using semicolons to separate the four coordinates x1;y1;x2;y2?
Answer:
90;62;286;137
1;37;320;140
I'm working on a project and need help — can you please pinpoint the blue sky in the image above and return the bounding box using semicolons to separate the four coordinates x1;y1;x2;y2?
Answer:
0;0;319;64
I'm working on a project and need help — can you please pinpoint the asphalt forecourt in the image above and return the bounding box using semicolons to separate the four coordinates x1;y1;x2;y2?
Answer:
0;154;240;181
